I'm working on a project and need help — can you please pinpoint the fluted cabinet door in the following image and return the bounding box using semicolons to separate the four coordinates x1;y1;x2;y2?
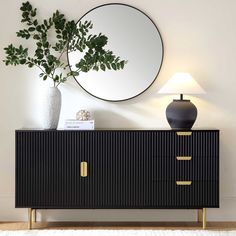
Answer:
98;131;151;208
16;131;101;208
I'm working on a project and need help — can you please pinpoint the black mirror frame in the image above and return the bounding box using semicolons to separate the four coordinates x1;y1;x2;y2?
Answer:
67;3;164;102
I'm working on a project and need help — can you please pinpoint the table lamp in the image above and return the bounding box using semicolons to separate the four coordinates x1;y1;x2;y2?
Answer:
158;73;205;129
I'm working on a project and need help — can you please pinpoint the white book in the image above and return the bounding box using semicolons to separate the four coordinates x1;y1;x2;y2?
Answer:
64;120;95;130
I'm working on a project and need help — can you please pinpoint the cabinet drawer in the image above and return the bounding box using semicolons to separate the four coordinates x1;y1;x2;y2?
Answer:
152;156;218;181
174;131;219;157
149;131;219;158
150;181;219;208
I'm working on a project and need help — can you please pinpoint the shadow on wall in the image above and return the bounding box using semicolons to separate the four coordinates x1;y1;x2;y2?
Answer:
93;109;139;129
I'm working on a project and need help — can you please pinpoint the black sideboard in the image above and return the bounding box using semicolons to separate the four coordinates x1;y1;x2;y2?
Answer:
15;129;219;229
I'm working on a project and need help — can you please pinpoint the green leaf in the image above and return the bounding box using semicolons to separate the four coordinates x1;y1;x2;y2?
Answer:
37;54;44;60
31;9;37;17
81;66;88;72
19;59;26;64
26;3;32;11
45;67;51;74
43;42;49;48
20;3;27;11
41;24;46;30
111;63;117;70
120;60;125;69
43;75;47;80
100;64;106;71
100;56;105;62
70;71;79;76
25;34;30;39
35;48;43;54
115;57;120;63
33;34;40;40
28;63;34;68
36;25;42;32
36;42;42;47
44;20;48;27
93;65;99;71
54;75;59;82
28;27;35;32
22;12;29;18
105;62;111;70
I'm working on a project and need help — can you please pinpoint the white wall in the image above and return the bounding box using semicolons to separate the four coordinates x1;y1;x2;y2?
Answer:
1;0;236;222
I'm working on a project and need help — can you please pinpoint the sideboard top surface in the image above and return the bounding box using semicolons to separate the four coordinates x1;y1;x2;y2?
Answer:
16;129;220;133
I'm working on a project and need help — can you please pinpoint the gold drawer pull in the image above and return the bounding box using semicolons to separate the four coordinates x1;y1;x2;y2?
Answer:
176;131;192;136
176;181;192;185
176;156;192;161
80;161;88;177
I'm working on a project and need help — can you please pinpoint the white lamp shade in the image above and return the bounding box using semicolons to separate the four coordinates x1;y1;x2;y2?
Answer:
158;73;205;94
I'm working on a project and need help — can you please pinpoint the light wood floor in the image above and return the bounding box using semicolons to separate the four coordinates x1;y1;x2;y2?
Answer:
0;222;236;231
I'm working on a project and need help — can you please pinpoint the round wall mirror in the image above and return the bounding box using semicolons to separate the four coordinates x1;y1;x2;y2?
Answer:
68;4;164;102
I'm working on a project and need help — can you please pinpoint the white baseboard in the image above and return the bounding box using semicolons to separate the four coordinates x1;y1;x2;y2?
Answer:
0;195;236;222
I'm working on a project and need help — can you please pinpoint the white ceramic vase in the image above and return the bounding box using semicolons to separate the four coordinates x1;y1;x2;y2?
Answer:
43;87;61;129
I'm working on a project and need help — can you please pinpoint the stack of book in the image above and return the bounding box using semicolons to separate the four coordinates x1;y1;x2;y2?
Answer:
64;119;95;130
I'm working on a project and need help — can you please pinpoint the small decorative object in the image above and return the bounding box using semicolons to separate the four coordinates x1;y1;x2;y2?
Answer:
3;1;126;129
158;73;205;129
76;110;91;121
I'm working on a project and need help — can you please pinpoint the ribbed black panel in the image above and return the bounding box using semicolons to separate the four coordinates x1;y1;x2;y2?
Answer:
150;181;219;208
15;130;219;209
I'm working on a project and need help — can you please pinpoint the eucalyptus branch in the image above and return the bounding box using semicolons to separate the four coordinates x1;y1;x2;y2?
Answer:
33;63;46;75
56;81;61;87
3;1;127;87
57;43;68;60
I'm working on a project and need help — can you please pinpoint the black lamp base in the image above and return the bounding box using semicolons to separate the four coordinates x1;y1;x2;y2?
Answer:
166;99;197;130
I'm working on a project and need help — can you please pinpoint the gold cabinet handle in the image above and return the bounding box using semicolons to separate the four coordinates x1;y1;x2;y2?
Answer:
80;161;88;177
176;156;192;161
176;131;192;136
176;181;192;185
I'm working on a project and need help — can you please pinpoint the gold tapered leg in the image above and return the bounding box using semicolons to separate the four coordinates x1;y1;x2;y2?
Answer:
203;208;207;229
198;209;203;223
28;208;32;230
34;209;36;223
197;208;206;229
